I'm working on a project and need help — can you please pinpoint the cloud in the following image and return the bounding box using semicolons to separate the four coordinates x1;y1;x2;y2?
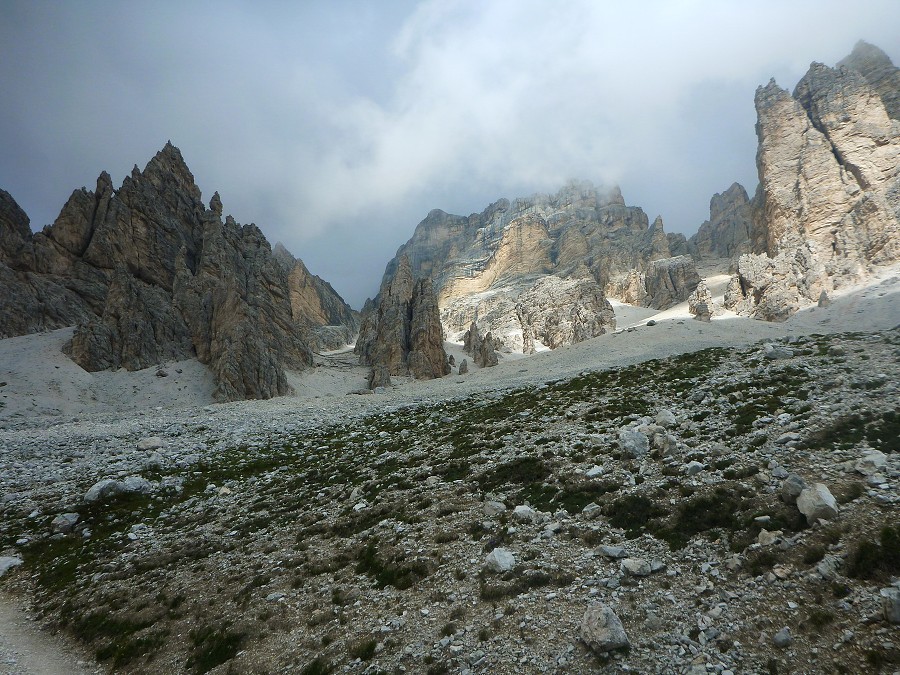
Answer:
1;0;899;306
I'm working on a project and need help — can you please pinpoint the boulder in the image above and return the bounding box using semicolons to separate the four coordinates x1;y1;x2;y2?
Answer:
619;429;649;459
50;513;80;534
781;474;808;504
620;558;651;577
484;547;516;573
581;603;630;653
796;483;839;523
881;587;900;624
688;281;721;322
0;556;23;577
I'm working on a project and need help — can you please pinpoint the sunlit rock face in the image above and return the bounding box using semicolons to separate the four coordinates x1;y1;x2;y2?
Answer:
0;143;359;401
372;181;696;353
726;44;900;321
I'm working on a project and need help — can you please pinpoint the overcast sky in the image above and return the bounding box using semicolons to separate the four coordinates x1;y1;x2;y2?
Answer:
2;1;898;308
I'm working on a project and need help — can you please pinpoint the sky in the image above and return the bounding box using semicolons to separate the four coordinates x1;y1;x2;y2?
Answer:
1;1;899;309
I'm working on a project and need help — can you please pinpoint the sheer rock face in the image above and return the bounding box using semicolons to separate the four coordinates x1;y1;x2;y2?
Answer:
272;243;359;351
0;143;340;401
355;255;449;382
376;181;662;354
688;183;755;259
726;46;900;321
642;256;701;310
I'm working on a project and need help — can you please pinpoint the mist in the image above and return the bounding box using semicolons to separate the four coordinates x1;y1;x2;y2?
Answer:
1;0;898;307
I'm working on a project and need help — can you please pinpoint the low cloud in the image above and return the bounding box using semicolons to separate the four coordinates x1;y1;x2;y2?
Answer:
1;0;898;306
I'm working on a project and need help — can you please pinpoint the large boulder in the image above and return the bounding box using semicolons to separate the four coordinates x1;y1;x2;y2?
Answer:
796;483;839;523
581;603;630;654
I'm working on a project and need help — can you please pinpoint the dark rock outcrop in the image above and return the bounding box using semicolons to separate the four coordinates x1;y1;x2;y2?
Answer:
642;256;701;310
355;255;449;383
462;321;499;368
688;183;754;260
0;143;353;401
724;46;900;321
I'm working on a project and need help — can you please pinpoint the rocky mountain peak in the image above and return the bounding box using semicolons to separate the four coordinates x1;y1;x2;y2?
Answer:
838;40;900;120
0;143;357;400
372;180;694;356
725;42;900;321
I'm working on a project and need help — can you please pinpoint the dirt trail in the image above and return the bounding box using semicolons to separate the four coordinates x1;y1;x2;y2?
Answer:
0;594;99;675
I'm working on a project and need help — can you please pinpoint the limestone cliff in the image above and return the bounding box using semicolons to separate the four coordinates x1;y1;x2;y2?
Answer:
376;181;679;352
725;44;900;321
0;144;354;401
272;244;359;351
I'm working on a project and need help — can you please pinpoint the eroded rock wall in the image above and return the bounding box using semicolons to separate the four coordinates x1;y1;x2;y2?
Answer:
0;144;349;401
725;46;900;321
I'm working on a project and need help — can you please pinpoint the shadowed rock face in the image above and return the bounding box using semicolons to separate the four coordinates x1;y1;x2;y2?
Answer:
355;255;449;383
688;183;755;260
725;44;900;321
0;143;354;401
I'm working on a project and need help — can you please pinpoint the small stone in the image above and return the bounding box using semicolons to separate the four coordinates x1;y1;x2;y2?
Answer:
137;436;165;451
50;513;80;534
484;500;507;517
484;548;516;573
621;558;651;577
773;627;792;648
581;602;630;653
